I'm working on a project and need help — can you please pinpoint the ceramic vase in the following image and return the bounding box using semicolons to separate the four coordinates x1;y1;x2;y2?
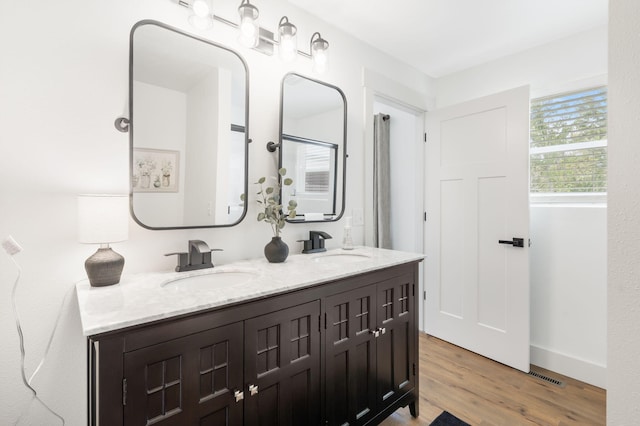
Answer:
264;236;289;263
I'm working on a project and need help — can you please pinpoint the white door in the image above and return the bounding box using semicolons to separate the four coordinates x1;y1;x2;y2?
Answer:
424;86;530;372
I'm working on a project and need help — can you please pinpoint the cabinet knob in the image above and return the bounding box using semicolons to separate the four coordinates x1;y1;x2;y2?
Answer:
380;327;386;335
234;390;244;402
249;384;259;396
370;329;380;337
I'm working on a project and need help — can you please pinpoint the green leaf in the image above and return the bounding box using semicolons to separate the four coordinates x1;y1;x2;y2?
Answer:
288;200;297;207
265;187;274;194
288;210;297;219
278;168;287;176
273;194;280;203
278;220;285;229
257;212;265;221
240;193;246;201
283;178;293;186
257;177;266;184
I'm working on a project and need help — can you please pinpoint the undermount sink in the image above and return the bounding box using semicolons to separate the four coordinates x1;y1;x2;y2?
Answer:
161;270;258;291
312;252;371;264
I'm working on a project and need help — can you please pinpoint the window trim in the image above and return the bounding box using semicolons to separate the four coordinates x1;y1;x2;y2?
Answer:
530;192;606;205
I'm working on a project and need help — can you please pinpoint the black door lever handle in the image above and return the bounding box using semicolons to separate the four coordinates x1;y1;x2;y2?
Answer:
498;238;524;247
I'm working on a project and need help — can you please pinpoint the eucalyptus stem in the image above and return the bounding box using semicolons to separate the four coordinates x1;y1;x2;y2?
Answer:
247;168;297;238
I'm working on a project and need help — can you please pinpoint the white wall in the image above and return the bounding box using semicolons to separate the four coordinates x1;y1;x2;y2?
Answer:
530;205;607;386
434;27;608;388
0;1;432;424
132;81;187;226
607;0;640;423
435;26;608;109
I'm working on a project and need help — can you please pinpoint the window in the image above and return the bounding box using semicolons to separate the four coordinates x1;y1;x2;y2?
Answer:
303;144;331;193
530;86;607;197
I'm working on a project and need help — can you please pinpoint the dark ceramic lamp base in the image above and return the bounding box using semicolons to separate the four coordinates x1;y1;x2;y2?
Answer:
85;247;125;287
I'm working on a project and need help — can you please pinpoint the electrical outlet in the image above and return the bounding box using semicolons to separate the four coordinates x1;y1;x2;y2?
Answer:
352;208;364;226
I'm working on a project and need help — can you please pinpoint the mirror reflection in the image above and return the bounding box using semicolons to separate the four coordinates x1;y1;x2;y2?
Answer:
130;20;248;229
280;73;346;222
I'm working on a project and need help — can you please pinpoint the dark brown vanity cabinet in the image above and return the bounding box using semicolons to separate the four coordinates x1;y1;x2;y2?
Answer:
243;301;321;425
123;322;244;425
324;270;417;425
88;262;419;426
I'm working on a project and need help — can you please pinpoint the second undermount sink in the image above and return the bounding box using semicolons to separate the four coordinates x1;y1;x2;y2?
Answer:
161;270;258;291
312;252;371;264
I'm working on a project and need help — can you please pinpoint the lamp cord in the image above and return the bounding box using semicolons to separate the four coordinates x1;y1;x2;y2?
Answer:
10;255;66;426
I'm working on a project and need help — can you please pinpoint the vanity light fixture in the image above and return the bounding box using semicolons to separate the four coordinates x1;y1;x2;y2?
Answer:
78;194;129;287
237;0;260;48
176;0;329;73
310;32;329;74
278;16;297;62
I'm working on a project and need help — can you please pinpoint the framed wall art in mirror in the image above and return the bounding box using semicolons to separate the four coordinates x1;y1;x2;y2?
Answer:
129;20;249;229
279;73;347;223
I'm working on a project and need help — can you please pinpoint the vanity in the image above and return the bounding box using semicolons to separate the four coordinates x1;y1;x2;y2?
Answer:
77;247;423;425
91;17;421;425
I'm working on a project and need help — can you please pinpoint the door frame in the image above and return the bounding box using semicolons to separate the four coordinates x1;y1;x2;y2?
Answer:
363;69;432;331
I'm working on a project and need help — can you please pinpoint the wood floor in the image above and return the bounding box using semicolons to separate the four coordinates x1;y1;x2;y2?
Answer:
381;334;606;426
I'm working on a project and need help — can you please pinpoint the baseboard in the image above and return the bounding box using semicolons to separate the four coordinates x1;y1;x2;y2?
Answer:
530;344;606;389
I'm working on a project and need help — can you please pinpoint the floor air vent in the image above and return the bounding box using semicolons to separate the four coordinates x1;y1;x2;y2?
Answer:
528;370;565;388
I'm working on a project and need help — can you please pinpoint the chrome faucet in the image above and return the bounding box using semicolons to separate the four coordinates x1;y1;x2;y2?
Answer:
299;231;332;254
165;240;222;272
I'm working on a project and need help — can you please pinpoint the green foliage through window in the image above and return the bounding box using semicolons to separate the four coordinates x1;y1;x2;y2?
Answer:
530;86;607;193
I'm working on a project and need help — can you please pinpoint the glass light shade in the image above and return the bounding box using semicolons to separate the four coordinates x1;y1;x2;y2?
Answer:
238;1;259;48
78;194;129;244
311;33;329;74
192;0;210;17
278;17;298;62
188;0;213;30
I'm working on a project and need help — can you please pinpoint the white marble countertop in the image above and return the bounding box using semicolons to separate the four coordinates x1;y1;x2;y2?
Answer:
76;246;424;336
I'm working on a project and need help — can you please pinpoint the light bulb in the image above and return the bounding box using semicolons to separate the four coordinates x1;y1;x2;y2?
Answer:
314;50;327;65
240;19;256;38
280;36;297;62
310;32;329;74
237;1;259;48
278;17;297;62
188;0;213;29
192;0;210;17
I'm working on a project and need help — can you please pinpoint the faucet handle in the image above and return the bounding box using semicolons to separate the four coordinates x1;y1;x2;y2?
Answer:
203;248;223;267
165;252;189;272
297;239;314;253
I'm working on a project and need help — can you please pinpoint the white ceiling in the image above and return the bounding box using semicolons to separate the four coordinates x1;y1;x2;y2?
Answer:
288;0;608;78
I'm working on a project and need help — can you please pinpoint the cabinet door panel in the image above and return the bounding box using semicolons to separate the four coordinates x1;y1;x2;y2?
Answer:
376;274;415;408
325;285;377;425
124;322;243;426
244;300;321;426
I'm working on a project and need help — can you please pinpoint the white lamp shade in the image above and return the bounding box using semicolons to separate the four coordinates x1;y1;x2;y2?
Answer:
78;194;129;244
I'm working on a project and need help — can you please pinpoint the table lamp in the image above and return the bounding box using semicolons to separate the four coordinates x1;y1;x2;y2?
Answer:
78;194;129;287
